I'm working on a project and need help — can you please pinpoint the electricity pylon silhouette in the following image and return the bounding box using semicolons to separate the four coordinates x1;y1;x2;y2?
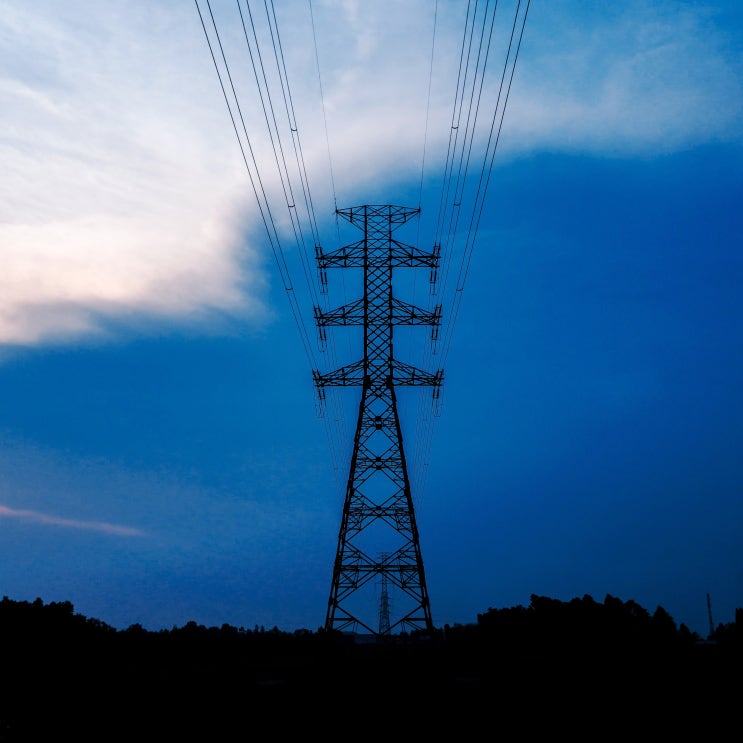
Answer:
313;204;443;635
378;555;391;635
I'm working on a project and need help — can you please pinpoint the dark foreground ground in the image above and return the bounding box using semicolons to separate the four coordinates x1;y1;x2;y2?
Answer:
1;593;740;740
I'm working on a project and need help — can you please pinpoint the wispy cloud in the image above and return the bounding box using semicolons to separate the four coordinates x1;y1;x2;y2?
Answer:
0;504;145;537
504;1;743;156
1;1;739;347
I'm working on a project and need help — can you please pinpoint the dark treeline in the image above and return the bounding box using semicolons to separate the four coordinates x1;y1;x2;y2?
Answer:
1;593;740;738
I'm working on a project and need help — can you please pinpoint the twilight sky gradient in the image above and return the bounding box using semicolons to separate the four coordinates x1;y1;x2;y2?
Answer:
1;0;741;636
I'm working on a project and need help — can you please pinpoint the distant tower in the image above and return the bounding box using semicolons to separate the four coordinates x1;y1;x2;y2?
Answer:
707;592;715;637
314;204;442;635
378;555;391;635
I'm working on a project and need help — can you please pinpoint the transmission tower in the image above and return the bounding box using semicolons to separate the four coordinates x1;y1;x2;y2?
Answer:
313;204;443;636
707;593;715;638
378;554;391;635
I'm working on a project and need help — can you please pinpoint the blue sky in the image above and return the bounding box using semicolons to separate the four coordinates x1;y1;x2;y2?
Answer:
1;0;741;636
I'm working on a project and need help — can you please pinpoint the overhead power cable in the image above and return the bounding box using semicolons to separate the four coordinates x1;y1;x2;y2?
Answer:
196;0;351;490
195;0;318;374
440;0;530;369
239;0;349;488
411;0;530;498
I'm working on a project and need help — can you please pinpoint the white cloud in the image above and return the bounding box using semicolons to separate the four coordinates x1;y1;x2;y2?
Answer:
1;1;739;347
1;1;266;346
0;504;145;536
503;1;743;155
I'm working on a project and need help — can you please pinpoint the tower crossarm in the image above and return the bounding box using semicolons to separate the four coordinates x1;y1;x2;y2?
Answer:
313;360;443;391
312;359;365;391
314;297;441;328
314;298;365;327
390;297;442;326
390;359;444;387
315;240;439;270
336;203;420;227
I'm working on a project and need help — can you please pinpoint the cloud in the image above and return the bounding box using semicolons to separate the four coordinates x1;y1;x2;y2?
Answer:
502;1;743;155
1;1;739;347
0;504;145;537
1;2;268;346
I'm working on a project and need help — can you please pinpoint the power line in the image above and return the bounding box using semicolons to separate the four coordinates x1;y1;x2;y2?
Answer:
440;0;530;369
308;0;339;218
411;0;530;497
236;0;321;311
195;0;319;374
197;0;353;491
237;0;351;486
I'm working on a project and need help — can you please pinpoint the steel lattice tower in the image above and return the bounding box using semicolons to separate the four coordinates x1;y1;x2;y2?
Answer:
313;204;443;636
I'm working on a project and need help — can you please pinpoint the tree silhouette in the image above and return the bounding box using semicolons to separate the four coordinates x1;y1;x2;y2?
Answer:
0;592;738;738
